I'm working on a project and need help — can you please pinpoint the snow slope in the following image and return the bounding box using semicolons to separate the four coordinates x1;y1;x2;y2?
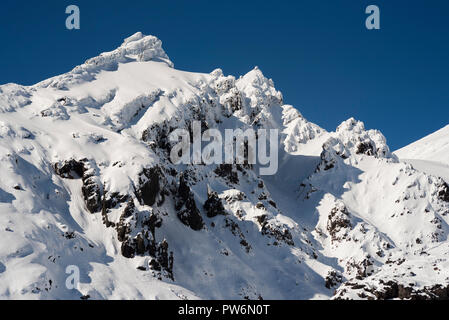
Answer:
0;32;449;300
395;125;449;182
395;125;449;164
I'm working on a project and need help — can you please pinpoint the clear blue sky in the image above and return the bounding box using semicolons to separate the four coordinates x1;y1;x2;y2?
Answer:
1;0;448;150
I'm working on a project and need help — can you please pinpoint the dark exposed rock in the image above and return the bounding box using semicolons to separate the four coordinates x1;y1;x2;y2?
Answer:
175;174;204;231
225;89;243;113
99;191;112;228
176;174;192;204
398;284;414;299
55;159;103;214
260;220;294;246
142;122;173;153
204;187;226;218
136;167;163;207
115;200;135;242
99;171;173;278
423;284;449;300
100;190;128;228
327;204;352;243
258;193;268;201
145;239;174;279
122;199;136;219
149;258;162;271
177;203;204;231
358;258;374;278
148;238;157;257
64;231;76;239
224;218;251;252
367;281;449;300
240;140;255;169
318;151;336;172
356;141;375;156
325;270;343;289
344;256;375;280
256;214;268;226
103;192;129;211
82;173;102;214
240;239;249;247
119;230;173;277
215;164;239;184
438;182;449;202
121;240;135;259
115;199;171;278
142;212;163;241
256;202;265;210
54;159;86;179
135;234;146;255
116;222;131;243
224;191;246;203
256;215;294;246
158;239;169;269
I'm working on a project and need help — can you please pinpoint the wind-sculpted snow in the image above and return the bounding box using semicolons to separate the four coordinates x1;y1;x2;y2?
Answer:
37;32;173;90
282;105;324;153
0;33;448;300
0;84;32;113
333;118;393;159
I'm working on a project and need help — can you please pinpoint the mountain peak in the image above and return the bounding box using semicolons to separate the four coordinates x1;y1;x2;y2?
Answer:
115;32;173;67
38;32;173;90
1;32;449;301
122;31;147;45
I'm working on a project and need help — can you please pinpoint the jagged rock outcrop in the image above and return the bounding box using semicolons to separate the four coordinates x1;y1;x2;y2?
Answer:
438;182;449;202
257;214;294;246
54;159;86;179
81;164;103;214
214;164;239;184
325;270;343;289
175;174;204;231
136;167;164;207
54;159;103;214
335;280;449;300
204;187;226;218
327;203;352;243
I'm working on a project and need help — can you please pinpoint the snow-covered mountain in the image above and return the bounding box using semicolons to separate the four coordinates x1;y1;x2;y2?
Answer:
395;126;449;182
1;32;448;300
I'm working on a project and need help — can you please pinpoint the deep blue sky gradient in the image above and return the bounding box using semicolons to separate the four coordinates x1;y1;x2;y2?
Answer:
1;0;448;150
